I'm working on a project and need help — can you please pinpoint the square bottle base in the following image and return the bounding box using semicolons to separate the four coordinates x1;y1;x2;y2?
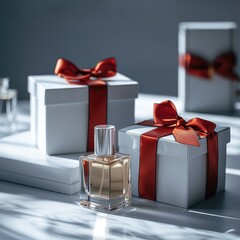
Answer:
80;190;131;213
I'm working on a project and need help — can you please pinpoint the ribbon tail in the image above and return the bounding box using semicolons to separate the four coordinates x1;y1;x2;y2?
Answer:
139;134;158;201
87;82;107;151
139;127;173;201
205;131;218;198
173;127;200;147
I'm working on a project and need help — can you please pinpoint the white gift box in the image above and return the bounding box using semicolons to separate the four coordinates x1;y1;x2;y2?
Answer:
0;131;80;195
28;73;138;155
178;22;237;114
118;124;230;208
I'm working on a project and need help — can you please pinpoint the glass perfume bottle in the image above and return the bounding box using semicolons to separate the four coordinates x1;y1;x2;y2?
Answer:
80;125;131;212
0;78;17;133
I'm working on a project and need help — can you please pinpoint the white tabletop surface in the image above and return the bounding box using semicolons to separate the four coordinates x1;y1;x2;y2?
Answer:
1;95;240;240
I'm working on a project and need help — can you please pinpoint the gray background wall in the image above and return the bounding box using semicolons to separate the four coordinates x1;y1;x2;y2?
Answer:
0;0;240;100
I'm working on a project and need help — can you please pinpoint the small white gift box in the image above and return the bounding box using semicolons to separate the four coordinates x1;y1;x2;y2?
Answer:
178;22;238;114
0;132;80;195
28;73;138;155
118;124;230;208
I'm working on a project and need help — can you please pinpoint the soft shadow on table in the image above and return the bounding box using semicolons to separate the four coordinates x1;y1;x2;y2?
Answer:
0;184;240;240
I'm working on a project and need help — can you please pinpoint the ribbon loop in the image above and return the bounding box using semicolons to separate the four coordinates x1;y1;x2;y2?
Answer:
55;58;82;80
153;100;179;126
186;118;216;138
91;57;117;77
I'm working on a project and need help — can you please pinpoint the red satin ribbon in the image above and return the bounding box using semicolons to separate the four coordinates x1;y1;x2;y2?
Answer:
138;100;218;201
179;51;239;81
55;57;117;151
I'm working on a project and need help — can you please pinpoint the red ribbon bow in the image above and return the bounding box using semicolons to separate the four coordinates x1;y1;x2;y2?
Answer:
138;100;218;201
179;51;239;81
55;57;117;151
55;57;117;83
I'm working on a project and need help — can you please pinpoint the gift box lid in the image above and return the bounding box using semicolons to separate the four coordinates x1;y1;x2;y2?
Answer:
118;124;230;159
28;73;138;105
179;22;237;31
0;131;80;184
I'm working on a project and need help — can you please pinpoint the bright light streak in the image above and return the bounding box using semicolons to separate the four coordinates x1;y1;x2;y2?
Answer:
93;213;108;240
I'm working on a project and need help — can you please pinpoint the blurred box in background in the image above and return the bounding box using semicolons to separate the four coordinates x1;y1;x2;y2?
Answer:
178;22;238;114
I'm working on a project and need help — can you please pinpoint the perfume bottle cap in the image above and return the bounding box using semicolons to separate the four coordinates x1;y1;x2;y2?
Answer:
94;125;116;156
0;78;9;93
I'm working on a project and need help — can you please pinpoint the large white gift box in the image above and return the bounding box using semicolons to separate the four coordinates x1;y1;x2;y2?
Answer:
0;131;80;194
28;73;138;155
118;124;230;208
178;22;238;114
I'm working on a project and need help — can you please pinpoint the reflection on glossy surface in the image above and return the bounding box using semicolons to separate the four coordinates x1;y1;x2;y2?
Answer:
0;181;240;239
92;213;108;239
